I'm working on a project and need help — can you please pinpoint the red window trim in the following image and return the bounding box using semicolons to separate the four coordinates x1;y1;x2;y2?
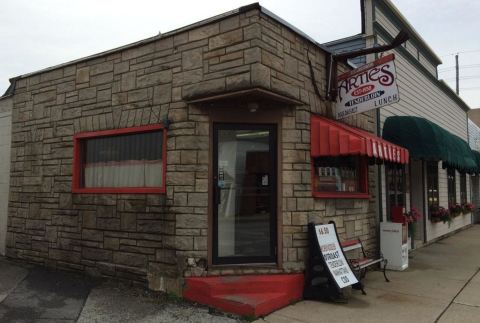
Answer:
311;157;369;199
72;124;167;194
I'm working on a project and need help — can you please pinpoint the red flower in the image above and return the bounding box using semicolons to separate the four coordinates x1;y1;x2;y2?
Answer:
404;207;422;223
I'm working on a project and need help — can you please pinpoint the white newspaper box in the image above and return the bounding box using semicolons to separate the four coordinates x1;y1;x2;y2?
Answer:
380;222;408;271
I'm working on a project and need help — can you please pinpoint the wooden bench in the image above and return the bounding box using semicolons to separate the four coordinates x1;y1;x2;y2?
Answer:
341;238;389;294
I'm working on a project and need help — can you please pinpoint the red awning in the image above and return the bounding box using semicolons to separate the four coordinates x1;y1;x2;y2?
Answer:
311;115;409;164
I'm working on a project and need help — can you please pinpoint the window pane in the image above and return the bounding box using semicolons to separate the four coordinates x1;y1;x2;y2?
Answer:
427;161;439;211
82;130;163;188
386;163;406;219
447;168;456;205
460;173;467;204
313;156;362;193
216;128;273;258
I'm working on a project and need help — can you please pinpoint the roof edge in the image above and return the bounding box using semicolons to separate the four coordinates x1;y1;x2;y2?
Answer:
437;79;470;112
375;0;442;65
322;33;367;47
1;77;17;98
259;7;332;54
7;3;333;85
10;5;249;81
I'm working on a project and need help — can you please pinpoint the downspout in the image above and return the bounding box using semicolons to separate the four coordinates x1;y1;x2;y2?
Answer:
422;161;427;243
377;107;383;223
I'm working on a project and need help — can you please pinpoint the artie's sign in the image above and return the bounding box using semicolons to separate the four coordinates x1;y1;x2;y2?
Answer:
315;224;358;288
336;54;400;119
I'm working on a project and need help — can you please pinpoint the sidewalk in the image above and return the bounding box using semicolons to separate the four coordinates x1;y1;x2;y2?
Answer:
257;224;480;323
1;225;479;322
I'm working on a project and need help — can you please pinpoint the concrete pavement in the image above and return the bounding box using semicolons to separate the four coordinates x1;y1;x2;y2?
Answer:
0;258;241;322
257;224;480;323
1;225;480;322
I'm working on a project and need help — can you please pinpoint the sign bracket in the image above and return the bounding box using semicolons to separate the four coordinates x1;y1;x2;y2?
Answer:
326;30;409;103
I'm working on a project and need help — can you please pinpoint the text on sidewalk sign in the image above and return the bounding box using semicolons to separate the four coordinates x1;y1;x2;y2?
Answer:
315;224;358;288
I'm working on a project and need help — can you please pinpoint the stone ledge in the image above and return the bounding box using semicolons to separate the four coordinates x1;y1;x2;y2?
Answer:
185;87;304;106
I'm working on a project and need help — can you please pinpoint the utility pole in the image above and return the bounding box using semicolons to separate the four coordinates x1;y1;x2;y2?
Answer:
455;53;459;95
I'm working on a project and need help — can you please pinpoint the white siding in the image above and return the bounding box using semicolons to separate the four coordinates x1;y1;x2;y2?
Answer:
418;52;437;77
374;5;438;76
376;36;467;138
421;163;473;241
0;97;12;255
370;2;471;242
468;119;480;150
375;39;471;241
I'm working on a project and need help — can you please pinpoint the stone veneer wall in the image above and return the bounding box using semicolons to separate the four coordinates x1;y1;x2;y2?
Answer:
7;6;377;293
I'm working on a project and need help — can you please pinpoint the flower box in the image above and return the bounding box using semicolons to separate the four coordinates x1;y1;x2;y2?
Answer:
430;206;452;224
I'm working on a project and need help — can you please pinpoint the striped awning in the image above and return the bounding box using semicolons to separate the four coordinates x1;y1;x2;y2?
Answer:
311;115;409;164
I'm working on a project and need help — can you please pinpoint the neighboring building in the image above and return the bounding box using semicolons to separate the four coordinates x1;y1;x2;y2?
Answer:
0;95;12;255
326;0;475;246
2;4;410;314
468;108;480;129
468;118;480;223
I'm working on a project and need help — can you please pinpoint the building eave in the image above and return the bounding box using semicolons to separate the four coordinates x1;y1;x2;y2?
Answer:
372;0;442;65
4;2;334;92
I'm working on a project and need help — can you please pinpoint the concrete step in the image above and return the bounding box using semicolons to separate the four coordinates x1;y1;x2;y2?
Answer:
183;274;304;317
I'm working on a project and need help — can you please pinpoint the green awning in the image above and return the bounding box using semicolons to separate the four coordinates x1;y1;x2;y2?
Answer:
472;150;480;173
383;116;478;173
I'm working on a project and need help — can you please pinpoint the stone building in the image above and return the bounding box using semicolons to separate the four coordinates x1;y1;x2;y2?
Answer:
2;3;409;313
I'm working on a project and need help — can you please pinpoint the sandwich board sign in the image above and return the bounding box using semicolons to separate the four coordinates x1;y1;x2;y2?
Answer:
336;53;400;119
314;223;358;288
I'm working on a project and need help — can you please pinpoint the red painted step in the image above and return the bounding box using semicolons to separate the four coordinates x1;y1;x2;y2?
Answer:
183;274;304;317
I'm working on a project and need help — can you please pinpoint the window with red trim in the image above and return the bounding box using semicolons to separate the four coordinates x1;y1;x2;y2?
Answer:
73;124;166;194
311;156;368;198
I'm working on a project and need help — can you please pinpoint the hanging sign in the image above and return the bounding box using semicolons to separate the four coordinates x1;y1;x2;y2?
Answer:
314;223;358;288
336;54;400;119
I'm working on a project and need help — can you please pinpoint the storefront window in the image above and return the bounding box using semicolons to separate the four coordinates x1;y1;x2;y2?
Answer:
426;161;439;218
386;163;405;220
312;156;368;198
447;168;456;205
73;125;167;194
460;173;467;204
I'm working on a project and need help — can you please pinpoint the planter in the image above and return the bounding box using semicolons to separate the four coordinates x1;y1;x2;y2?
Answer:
430;206;452;225
451;212;462;218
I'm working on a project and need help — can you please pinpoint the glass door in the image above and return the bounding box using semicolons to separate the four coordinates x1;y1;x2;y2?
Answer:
213;123;277;264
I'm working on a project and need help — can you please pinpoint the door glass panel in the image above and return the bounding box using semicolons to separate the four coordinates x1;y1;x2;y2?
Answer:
216;128;273;259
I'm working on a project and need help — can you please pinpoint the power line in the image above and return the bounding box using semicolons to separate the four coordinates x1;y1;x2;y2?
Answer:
444;75;480;81
460;87;480;91
439;64;480;72
440;49;480;58
459;49;480;54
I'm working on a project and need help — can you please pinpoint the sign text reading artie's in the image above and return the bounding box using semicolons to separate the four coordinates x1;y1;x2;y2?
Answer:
336;54;400;119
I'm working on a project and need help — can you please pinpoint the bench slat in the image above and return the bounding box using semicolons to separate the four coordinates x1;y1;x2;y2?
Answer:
340;237;390;286
351;257;383;269
341;239;361;248
342;243;362;252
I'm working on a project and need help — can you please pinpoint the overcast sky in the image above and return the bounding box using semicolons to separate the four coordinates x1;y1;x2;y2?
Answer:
1;0;479;107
